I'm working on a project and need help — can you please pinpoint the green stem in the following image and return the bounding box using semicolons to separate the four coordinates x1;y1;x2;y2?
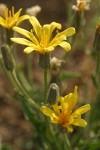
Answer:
96;52;100;76
47;120;62;150
64;0;72;25
44;69;48;101
26;54;33;84
12;70;39;109
63;133;72;150
0;58;39;110
95;52;100;90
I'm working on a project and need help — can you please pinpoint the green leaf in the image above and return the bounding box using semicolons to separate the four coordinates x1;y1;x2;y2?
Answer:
60;72;81;80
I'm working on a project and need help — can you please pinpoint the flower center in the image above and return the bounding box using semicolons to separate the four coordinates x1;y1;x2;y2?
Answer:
59;113;70;125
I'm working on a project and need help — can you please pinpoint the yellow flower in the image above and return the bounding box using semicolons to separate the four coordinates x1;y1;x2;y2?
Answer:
11;16;75;54
0;6;30;29
40;86;91;132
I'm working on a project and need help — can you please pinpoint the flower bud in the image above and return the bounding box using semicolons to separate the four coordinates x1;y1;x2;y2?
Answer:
72;11;82;32
0;3;7;17
1;44;15;71
93;25;100;51
50;57;64;75
39;52;50;69
46;83;59;105
26;5;41;16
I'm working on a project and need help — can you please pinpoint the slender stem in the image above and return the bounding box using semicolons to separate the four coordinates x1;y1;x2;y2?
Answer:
26;54;33;84
46;119;62;150
63;133;72;150
94;52;100;90
0;58;39;110
64;0;72;25
96;52;100;76
44;69;48;101
12;70;39;109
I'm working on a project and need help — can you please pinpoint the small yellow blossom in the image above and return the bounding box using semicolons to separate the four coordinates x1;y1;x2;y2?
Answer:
40;86;91;132
0;6;30;29
11;16;75;54
72;0;91;12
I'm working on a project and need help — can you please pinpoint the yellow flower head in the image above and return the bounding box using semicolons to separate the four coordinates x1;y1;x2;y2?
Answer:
40;86;91;132
11;16;75;54
0;6;30;29
72;0;91;12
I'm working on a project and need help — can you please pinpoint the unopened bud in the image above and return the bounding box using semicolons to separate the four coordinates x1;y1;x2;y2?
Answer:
39;52;50;69
72;11;82;32
0;3;7;17
50;57;64;75
26;5;41;16
1;44;15;71
46;83;59;105
93;26;100;51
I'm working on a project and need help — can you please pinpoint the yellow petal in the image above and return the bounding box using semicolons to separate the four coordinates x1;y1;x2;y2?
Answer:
46;46;54;52
13;8;22;19
64;86;78;112
0;17;7;28
40;106;54;117
72;118;87;127
11;38;35;46
50;113;59;124
63;124;73;132
49;22;61;35
0;17;5;24
59;27;76;37
59;41;71;51
60;98;69;114
13;27;39;44
16;15;30;25
48;35;66;47
72;104;91;116
24;47;34;54
29;16;42;39
41;24;50;45
53;104;61;115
